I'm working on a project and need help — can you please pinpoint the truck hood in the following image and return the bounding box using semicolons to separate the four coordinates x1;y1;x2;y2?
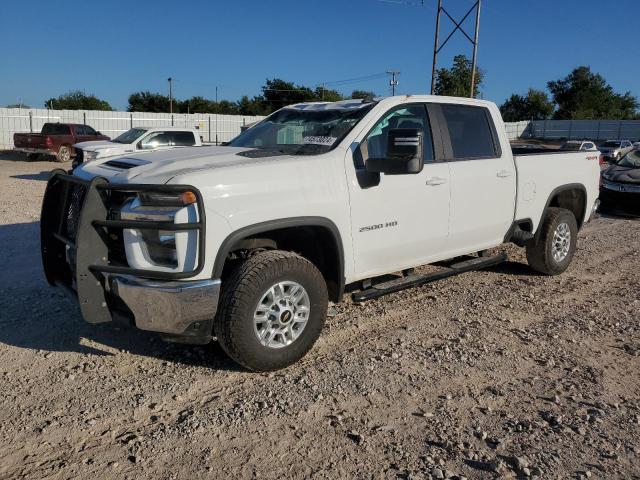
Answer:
73;145;281;184
74;140;125;150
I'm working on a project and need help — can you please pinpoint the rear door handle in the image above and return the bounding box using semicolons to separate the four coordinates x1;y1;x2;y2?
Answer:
426;176;447;186
497;170;513;178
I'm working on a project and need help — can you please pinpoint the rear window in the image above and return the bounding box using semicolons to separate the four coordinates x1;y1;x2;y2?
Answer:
42;123;70;135
441;105;498;159
602;141;621;147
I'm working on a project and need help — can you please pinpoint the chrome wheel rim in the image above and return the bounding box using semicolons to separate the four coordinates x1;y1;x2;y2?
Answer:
552;222;571;263
253;281;310;349
60;147;70;162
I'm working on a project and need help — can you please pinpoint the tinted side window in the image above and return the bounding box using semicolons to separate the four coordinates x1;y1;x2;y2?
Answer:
42;124;71;135
364;104;434;162
169;131;197;146
140;132;170;149
75;125;87;135
85;126;97;135
441;105;497;159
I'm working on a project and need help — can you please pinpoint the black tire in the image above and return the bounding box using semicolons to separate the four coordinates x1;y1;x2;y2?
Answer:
214;250;328;371
56;145;71;163
26;153;39;161
526;207;577;275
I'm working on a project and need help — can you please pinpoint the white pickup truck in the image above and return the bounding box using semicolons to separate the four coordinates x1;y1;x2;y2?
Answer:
71;127;203;168
41;95;600;371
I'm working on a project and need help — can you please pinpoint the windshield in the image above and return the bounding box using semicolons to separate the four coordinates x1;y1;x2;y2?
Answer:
617;150;640;168
602;141;621;148
113;128;147;144
228;104;374;155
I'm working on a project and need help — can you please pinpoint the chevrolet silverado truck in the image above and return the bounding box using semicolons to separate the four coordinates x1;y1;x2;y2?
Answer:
72;127;203;169
14;123;109;162
41;95;600;371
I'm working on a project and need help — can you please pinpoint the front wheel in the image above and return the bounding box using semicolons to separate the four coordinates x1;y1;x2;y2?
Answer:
526;207;577;275
214;250;328;371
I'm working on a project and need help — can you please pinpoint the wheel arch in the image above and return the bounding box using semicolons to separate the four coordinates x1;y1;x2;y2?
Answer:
535;183;587;241
213;217;345;302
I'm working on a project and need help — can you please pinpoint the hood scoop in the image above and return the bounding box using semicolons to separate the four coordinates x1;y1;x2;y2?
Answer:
102;158;151;170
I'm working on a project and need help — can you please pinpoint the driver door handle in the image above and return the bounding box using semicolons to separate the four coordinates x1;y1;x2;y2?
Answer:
497;170;513;178
426;176;447;186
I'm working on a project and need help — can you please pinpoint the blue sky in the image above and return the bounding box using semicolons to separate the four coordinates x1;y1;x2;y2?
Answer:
1;0;638;111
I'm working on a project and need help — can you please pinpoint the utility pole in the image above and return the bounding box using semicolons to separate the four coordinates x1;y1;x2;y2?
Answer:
429;0;482;98
168;77;173;114
430;0;443;95
387;71;400;96
469;0;481;98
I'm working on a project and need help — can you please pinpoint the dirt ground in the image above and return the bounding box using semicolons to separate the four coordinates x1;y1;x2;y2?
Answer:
0;151;639;480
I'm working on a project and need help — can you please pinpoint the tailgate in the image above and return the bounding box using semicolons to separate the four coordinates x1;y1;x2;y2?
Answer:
14;133;47;148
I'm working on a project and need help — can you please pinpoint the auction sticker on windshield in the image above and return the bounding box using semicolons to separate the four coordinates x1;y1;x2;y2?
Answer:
303;136;337;146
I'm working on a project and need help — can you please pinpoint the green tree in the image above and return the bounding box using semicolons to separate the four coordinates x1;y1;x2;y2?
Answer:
127;91;170;112
547;66;639;120
350;90;377;100
314;86;342;102
262;78;317;111
46;90;112;110
236;95;268;116
434;55;483;98
181;96;217;113
500;88;554;122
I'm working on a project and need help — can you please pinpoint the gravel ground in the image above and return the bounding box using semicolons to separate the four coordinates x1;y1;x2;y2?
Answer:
1;152;639;480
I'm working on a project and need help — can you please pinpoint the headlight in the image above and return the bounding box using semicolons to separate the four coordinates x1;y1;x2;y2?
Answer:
84;150;98;161
120;192;199;270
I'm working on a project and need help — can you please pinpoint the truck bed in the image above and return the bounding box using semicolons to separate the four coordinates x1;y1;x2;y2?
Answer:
513;150;600;231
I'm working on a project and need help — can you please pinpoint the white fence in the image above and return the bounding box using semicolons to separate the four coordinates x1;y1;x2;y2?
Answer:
504;121;531;141
2;108;639;149
529;119;640;141
0;108;265;149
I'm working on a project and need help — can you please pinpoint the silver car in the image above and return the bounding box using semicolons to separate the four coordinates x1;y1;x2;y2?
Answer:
599;139;634;161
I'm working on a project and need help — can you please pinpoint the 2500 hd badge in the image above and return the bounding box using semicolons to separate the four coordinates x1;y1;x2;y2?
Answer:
359;221;398;232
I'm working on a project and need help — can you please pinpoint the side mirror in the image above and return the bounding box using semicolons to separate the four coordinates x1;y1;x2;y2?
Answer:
366;128;424;175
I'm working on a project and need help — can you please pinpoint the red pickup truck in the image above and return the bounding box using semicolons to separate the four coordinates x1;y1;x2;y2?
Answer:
14;123;109;162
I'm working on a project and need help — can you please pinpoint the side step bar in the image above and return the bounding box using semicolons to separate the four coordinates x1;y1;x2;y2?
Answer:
352;253;507;302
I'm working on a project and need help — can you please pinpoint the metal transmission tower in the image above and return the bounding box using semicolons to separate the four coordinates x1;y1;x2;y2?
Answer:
430;0;482;98
387;71;400;96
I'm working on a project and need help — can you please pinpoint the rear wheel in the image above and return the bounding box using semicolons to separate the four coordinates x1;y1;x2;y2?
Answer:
56;145;71;163
214;250;328;371
26;153;39;161
526;207;577;275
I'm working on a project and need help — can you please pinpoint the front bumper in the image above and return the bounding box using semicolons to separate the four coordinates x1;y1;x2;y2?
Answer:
599;184;640;216
109;276;220;340
40;171;212;342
